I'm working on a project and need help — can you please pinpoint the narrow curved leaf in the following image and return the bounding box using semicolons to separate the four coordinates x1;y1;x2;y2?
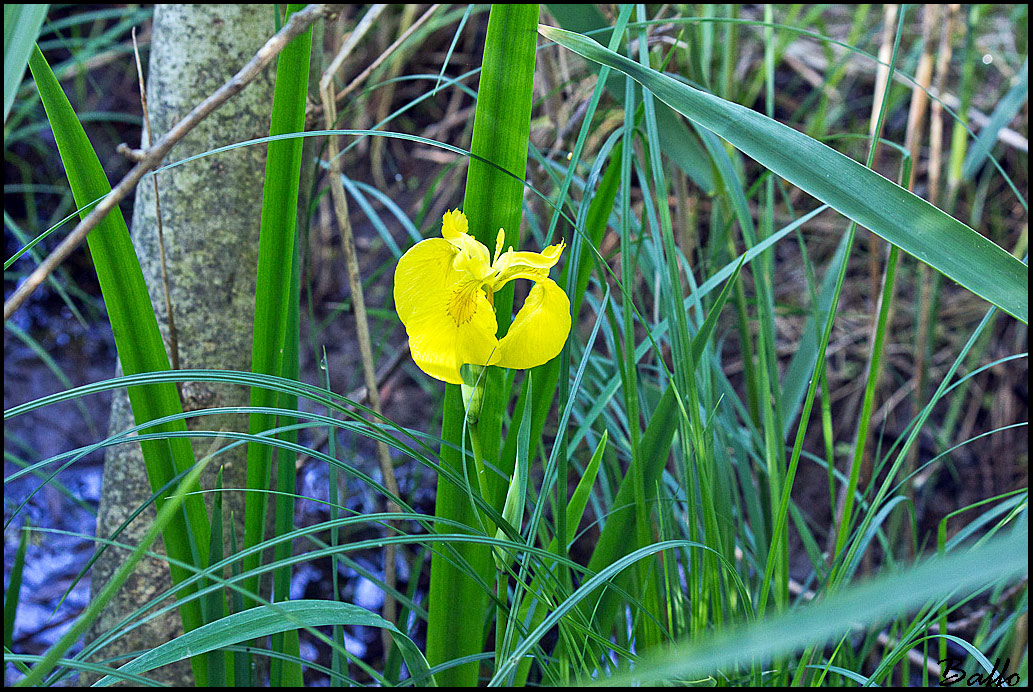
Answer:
539;25;1028;324
93;600;434;687
962;57;1027;180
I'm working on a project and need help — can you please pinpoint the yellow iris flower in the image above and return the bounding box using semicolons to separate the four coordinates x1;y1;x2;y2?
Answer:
393;209;571;384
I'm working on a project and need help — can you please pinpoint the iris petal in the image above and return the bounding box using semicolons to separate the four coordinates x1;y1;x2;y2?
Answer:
450;234;493;280
491;241;565;289
495;277;571;370
440;210;493;280
394;209;571;383
440;208;468;239
394;238;500;384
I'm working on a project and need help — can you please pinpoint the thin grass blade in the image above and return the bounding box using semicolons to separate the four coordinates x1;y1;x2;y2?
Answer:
3;519;29;650
961;57;1027;181
92;600;434;687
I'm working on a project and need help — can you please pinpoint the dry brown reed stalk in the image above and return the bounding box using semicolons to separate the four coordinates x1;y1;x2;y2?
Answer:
904;6;939;191
907;5;959;518
131;27;179;374
318;3;407;651
866;4;899;305
928;6;959;209
324;4;441;113
371;4;419;191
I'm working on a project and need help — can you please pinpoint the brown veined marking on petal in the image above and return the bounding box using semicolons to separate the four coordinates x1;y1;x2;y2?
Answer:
447;279;484;327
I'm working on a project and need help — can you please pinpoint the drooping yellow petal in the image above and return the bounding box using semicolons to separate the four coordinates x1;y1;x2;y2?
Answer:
495;277;571;371
393;238;500;384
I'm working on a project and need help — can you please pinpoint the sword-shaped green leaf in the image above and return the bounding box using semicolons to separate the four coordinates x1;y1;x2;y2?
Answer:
4;4;49;125
27;46;211;662
427;5;539;687
539;25;1028;324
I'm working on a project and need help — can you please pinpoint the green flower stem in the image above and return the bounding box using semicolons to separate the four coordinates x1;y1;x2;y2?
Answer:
466;422;493;512
494;570;510;679
462;364;493;521
426;6;538;685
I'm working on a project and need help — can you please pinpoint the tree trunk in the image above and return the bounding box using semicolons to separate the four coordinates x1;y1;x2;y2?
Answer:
86;5;277;685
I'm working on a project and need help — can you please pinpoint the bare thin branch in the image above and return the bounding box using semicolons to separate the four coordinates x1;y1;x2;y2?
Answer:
5;3;343;321
335;4;440;103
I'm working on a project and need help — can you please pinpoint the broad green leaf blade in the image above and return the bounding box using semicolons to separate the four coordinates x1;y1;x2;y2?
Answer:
462;2;541;502
263;9;308;687
539;25;1028;324
27;45;210;639
242;4;312;616
4;4;49;125
93;601;435;687
427;5;539;687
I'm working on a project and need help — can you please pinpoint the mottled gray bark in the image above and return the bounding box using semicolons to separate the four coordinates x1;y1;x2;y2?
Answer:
86;5;277;685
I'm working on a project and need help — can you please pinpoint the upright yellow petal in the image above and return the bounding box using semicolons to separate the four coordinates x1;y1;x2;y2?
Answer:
492;228;506;265
394;238;500;384
439;210;493;280
451;235;494;281
440;208;469;239
495;277;571;371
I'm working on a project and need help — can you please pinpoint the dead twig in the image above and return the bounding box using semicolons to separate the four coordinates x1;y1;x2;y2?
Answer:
4;3;343;321
318;2;405;649
307;4;441;127
131;27;179;373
